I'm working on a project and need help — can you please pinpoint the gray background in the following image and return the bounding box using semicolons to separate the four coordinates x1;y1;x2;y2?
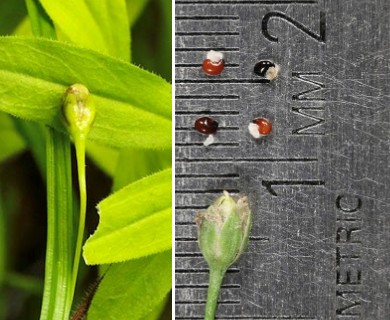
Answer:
175;0;390;319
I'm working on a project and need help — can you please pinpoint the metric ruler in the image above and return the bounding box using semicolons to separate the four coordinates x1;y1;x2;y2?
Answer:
175;0;390;319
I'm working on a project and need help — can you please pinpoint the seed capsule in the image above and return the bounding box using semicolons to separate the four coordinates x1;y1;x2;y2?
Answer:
196;191;252;269
248;118;272;138
253;60;280;80
202;50;225;76
195;117;219;134
196;191;252;319
62;84;95;139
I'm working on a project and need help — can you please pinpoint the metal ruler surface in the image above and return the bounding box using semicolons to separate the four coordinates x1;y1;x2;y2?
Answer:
175;0;390;319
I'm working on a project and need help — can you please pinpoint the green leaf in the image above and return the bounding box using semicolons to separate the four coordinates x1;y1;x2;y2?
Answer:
43;1;132;175
87;251;171;320
39;0;130;61
139;296;168;320
0;0;27;35
13;17;33;36
132;0;172;81
86;142;119;177
83;168;172;265
112;148;171;191
15;1;53;177
0;113;25;162
126;0;150;26
0;37;171;150
157;0;172;82
25;0;56;38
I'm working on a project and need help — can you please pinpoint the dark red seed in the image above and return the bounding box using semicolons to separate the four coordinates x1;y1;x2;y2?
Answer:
202;59;225;76
195;117;219;134
252;118;272;135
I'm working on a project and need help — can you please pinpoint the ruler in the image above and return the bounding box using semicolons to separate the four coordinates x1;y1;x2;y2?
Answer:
175;0;390;319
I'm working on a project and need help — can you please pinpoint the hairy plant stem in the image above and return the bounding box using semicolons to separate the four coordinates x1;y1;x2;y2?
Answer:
205;267;226;320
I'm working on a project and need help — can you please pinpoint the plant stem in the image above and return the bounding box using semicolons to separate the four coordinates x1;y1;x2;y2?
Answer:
25;0;83;317
205;267;226;320
40;128;74;320
69;135;87;304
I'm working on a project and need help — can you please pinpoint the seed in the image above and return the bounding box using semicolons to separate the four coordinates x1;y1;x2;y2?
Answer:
248;118;272;138
202;59;225;75
253;118;272;135
195;117;219;134
202;50;225;75
253;60;279;80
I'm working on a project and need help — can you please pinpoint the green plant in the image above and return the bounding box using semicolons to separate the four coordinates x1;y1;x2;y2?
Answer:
196;192;252;320
0;0;172;319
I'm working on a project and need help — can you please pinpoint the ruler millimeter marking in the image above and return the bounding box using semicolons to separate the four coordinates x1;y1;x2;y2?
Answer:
175;0;390;319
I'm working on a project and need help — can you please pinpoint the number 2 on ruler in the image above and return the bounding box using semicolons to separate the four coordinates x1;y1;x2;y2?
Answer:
262;11;326;42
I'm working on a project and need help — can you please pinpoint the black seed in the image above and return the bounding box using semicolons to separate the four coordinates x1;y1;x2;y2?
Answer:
254;60;275;77
194;117;219;134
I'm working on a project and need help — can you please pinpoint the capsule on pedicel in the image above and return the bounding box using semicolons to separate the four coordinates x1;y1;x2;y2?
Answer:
62;84;96;139
195;116;219;135
196;191;252;320
196;191;252;269
253;60;280;80
248;118;272;138
202;50;225;76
